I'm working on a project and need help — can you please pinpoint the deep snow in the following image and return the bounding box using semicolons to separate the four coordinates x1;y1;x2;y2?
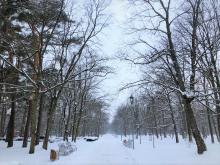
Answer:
0;134;220;165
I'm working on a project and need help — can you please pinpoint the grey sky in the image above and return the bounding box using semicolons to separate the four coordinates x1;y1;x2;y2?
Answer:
100;0;141;121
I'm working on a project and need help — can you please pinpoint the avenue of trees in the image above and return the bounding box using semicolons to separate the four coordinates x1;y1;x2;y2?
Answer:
1;0;220;157
0;0;109;154
112;0;220;154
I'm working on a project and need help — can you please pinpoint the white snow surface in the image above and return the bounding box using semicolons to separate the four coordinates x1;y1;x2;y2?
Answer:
0;134;220;165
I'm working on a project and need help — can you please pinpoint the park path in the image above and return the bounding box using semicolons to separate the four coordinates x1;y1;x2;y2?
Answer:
54;134;139;165
1;134;220;165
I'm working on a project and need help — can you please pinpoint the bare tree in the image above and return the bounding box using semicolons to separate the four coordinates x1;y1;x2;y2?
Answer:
124;0;207;154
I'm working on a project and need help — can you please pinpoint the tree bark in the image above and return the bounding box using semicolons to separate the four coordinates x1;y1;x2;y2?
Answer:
162;111;167;138
212;117;220;142
71;109;77;142
167;94;179;143
64;103;71;141
207;71;220;138
29;90;39;154
152;98;159;139
43;97;57;150
203;81;215;143
23;100;31;148
183;98;207;154
73;115;81;142
185;111;193;142
35;94;44;145
20;106;28;137
6;94;15;147
0;103;6;137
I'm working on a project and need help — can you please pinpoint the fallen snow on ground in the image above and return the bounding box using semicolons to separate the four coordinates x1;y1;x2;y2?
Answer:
0;134;220;165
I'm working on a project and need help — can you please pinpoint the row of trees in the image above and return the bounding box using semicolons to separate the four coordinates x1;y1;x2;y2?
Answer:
0;0;109;154
112;88;216;146
113;0;220;154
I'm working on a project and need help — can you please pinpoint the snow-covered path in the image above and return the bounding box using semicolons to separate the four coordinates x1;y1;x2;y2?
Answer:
1;134;220;165
57;134;138;165
54;134;220;165
0;134;138;165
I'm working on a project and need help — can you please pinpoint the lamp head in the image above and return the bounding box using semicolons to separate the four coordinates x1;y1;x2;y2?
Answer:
129;94;134;104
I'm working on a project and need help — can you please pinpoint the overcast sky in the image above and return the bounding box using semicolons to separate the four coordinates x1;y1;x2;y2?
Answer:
99;0;141;121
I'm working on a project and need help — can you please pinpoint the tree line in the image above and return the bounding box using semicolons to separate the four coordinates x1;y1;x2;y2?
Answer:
0;0;109;154
113;0;220;155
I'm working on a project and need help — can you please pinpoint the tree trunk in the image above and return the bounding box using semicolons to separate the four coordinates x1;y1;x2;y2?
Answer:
183;98;207;154
177;96;187;139
71;104;77;141
205;102;214;143
215;105;220;138
73;117;81;142
73;101;85;142
23;100;31;148
43;97;57;150
97;109;102;137
71;123;75;142
43;110;52;150
63;105;71;141
152;105;159;139
0;103;6;137
185;111;193;142
29;90;39;154
82;119;87;137
167;94;179;143
20;106;28;137
162;111;167;138
6;94;15;147
35;94;44;145
212;117;220;142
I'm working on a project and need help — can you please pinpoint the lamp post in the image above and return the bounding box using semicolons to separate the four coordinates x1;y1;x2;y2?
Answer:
129;94;135;150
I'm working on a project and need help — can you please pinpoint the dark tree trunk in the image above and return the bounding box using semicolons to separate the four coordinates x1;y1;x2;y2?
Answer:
35;94;44;145
162;111;167;138
71;125;75;142
97;110;102;137
82;119;87;137
207;72;220;138
63;105;71;142
173;119;179;143
82;109;88;137
43;110;52;150
152;104;159;139
20;105;28;137
0;103;6;137
73;102;84;142
167;94;179;143
178;96;187;139
73;117;81;142
6;95;16;147
185;111;193;142
212;117;220;142
215;105;220;138
206;102;214;143
43;97;57;150
29;90;39;154
23;100;31;148
181;111;187;139
123;126;127;137
71;104;77;141
183;98;207;154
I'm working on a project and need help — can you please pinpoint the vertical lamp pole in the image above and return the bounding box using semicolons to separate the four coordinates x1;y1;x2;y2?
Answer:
130;94;134;150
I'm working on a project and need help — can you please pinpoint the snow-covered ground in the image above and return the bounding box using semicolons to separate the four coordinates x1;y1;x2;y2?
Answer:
0;134;220;165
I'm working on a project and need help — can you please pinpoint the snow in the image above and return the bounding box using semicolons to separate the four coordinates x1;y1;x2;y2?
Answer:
0;134;220;165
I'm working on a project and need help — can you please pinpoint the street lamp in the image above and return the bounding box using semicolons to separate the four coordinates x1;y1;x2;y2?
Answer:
129;94;135;150
129;94;134;105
